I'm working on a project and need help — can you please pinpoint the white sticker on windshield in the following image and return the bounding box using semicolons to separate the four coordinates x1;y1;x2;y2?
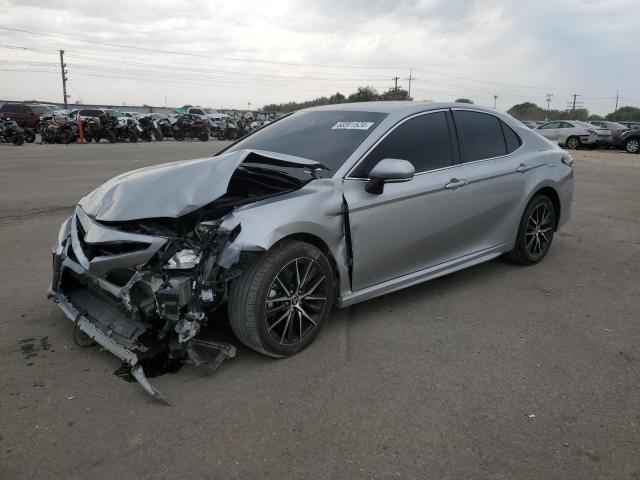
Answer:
331;121;374;130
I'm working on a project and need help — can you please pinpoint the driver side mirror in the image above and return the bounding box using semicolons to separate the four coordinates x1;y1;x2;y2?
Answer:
365;158;415;194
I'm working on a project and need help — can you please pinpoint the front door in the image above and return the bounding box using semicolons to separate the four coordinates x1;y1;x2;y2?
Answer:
343;110;469;291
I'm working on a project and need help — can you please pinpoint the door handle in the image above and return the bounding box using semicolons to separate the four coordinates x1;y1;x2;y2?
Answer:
444;178;467;190
516;163;532;173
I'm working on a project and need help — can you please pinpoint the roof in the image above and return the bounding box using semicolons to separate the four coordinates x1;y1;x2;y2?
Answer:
307;101;497;115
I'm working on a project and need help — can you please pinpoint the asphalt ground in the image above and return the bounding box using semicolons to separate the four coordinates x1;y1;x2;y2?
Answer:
0;141;638;479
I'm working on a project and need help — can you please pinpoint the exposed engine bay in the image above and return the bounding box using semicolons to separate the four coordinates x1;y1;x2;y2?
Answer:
48;150;328;403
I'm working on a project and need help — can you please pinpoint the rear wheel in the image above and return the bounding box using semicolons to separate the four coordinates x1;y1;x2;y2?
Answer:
106;130;117;143
228;240;334;357
197;131;209;142
508;195;556;265
565;136;579;149
625;137;639;154
153;128;163;141
60;130;73;144
127;130;138;143
173;130;185;141
12;134;24;146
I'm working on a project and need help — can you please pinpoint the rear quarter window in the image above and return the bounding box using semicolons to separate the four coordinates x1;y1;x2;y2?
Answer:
500;121;522;154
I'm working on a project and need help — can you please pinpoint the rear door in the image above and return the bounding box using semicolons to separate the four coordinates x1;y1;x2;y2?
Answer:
343;110;469;291
454;109;539;251
537;121;560;142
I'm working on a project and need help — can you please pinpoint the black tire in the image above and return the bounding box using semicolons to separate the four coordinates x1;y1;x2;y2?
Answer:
173;130;185;141
216;130;227;140
197;131;209;142
140;130;152;142
106;130;117;144
127;130;138;143
12;134;24;146
83;133;93;143
154;128;163;141
228;240;334;357
24;129;36;143
60;130;73;144
625;137;640;154
507;194;556;265
565;136;579;149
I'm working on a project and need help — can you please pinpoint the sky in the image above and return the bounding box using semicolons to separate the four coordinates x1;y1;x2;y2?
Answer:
0;0;637;115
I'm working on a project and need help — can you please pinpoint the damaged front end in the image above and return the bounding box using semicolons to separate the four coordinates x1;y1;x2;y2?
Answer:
47;150;329;403
48;207;242;404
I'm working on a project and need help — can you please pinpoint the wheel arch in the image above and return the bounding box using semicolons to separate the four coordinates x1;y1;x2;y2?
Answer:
273;233;342;302
531;185;561;229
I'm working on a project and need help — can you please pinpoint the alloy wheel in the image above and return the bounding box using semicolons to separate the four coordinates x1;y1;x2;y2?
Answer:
567;137;579;149
627;139;639;154
264;257;327;345
525;203;553;258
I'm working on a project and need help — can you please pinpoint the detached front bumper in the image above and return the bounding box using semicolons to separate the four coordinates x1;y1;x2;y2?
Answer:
48;288;169;403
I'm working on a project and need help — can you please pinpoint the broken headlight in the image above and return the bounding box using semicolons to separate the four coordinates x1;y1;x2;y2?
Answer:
164;248;201;270
57;216;72;246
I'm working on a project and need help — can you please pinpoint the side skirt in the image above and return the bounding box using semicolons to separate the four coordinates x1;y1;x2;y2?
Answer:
337;243;509;308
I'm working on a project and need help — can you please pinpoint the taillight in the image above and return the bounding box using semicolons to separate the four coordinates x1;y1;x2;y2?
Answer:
561;153;574;167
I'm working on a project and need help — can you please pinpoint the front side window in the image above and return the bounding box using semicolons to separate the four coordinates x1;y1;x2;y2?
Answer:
454;110;507;162
560;122;574;129
539;122;560;129
352;112;453;177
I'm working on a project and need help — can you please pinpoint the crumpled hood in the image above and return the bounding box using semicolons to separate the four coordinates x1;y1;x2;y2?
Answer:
79;149;327;222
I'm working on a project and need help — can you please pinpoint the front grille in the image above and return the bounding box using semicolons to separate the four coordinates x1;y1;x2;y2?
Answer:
76;215;150;260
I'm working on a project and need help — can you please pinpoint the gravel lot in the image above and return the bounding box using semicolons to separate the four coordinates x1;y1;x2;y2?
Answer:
0;142;639;479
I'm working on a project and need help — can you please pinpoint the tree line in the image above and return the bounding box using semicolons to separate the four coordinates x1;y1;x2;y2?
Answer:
261;87;639;121
262;86;412;113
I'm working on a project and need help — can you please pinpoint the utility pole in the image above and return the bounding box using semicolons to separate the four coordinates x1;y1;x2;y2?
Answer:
59;50;68;108
570;94;579;113
493;95;498;109
391;76;399;91
614;90;621;112
546;93;553;118
404;69;416;98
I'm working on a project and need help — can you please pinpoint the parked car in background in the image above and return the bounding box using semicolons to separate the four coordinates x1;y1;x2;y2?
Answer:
521;120;537;129
589;120;629;147
186;107;228;122
122;111;142;119
535;120;607;149
620;128;640;154
618;121;640;131
0;103;56;127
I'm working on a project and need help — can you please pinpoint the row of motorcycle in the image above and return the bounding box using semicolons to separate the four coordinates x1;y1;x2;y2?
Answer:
0;111;267;146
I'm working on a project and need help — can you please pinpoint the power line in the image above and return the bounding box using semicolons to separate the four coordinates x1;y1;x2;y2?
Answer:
0;25;402;71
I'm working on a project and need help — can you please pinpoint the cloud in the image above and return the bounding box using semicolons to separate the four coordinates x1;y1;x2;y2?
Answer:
0;0;637;114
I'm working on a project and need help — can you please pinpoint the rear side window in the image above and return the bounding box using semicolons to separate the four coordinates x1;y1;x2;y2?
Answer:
454;110;506;162
353;112;453;177
500;121;522;154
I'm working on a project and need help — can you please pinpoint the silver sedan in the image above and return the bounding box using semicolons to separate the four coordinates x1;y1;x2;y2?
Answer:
49;102;574;401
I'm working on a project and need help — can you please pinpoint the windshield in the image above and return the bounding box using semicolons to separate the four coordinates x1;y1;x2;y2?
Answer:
575;121;596;128
203;108;218;114
32;106;54;114
223;110;387;175
104;109;122;117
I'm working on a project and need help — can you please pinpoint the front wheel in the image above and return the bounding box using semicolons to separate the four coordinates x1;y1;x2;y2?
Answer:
127;130;138;143
625;137;639;154
12;134;25;146
197;130;209;142
565;136;579;149
228;240;334;357
153;128;163;141
507;195;556;265
24;129;36;143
